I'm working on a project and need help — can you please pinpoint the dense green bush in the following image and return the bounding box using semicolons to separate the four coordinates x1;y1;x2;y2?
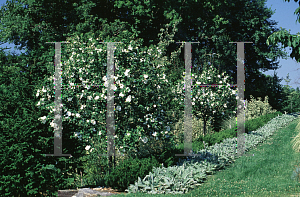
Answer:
104;155;162;191
118;135;184;180
0;49;89;196
245;117;264;134
71;130;184;190
70;136;114;189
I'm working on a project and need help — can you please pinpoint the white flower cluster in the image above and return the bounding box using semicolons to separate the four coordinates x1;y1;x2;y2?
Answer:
172;66;237;116
35;35;175;147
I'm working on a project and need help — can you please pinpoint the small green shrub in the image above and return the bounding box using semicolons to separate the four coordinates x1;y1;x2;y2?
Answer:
72;151;113;189
104;155;161;191
71;134;134;189
245;118;264;134
125;135;183;169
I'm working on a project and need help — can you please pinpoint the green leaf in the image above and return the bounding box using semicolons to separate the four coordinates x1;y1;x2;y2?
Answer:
288;39;292;47
293;39;297;48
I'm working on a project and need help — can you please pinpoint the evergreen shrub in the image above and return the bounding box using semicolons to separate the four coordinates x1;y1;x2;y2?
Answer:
123;134;184;171
104;155;161;191
0;50;88;197
75;131;183;190
71;136;114;189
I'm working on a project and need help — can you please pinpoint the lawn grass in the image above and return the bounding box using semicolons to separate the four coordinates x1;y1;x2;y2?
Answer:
112;115;300;196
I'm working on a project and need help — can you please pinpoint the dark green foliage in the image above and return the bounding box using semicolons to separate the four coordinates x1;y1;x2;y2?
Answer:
245;118;265;134
0;48;91;196
104;155;161;191
124;135;184;170
281;86;300;114
72;150;114;189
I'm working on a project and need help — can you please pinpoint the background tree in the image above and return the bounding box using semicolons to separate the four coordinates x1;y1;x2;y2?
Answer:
284;73;292;87
267;0;300;63
158;0;289;125
290;88;300;112
281;73;294;113
3;0;290;115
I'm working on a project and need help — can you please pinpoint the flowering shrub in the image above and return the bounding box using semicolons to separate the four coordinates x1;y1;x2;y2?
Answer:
244;95;277;121
218;95;277;132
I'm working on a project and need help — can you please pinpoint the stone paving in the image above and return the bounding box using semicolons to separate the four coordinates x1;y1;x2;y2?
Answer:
71;188;118;196
58;187;126;197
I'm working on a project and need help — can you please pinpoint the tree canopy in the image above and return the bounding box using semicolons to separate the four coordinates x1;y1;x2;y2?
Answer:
267;0;300;62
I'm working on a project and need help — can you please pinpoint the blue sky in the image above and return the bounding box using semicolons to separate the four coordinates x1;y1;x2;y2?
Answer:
0;0;299;90
262;0;300;91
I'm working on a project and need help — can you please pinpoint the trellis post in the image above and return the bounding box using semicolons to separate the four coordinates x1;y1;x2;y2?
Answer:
43;41;125;173
174;40;252;159
42;39;252;162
